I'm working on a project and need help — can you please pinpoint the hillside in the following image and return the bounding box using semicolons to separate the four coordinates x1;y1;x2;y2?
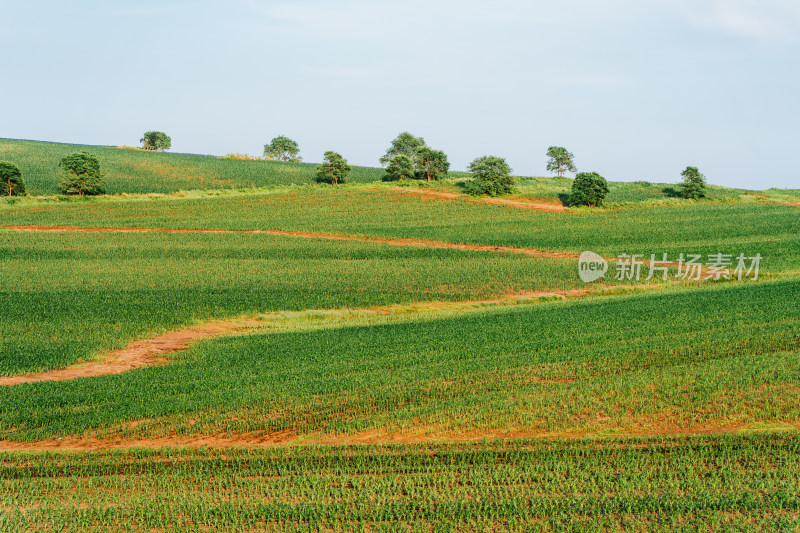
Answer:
1;141;800;530
3;138;797;208
0;138;387;194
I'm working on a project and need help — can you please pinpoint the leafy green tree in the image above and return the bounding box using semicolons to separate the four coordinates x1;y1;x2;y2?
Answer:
59;152;104;196
415;146;450;182
264;136;301;162
0;161;25;196
546;146;576;178
380;132;425;166
569;172;609;207
384;155;416;182
680;166;707;199
465;156;514;196
140;131;172;151
316;151;351;185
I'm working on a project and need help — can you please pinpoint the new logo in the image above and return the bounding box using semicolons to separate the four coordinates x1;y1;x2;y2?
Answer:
578;251;608;283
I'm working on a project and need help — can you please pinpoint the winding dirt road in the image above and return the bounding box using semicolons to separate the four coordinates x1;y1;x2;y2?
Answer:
393;187;568;211
0;290;585;387
3;224;582;259
0;318;263;386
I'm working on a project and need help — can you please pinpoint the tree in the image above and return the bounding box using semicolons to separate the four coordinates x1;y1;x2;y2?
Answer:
263;136;301;162
680;166;707;199
569;172;609;207
380;132;425;166
415;146;450;182
384;155;416;182
140;131;171;151
465;156;514;196
59;152;104;196
316;151;351;185
0;161;25;196
546;146;576;178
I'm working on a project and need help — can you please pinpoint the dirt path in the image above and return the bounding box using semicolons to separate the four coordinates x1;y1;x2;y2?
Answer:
0;290;586;388
0;423;761;452
21;224;699;274
0;318;263;387
393;187;568;212
0;431;296;452
3;225;696;273
2;224;583;259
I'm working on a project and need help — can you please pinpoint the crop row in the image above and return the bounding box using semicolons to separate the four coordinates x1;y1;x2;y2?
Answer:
3;187;797;273
1;435;799;531
0;230;589;375
1;278;798;442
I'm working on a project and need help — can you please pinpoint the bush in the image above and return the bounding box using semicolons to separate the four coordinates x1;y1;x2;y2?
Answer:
140;131;172;151
59;152;104;196
680;166;707;199
569;172;609;207
222;153;262;161
465;156;514;197
0;161;25;196
316;151;351;185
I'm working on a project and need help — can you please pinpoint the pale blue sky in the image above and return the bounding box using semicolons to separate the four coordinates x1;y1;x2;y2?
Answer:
2;0;799;188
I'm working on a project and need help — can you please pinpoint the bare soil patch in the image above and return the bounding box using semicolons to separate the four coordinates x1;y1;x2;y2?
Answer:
393;187;568;212
0;318;263;387
0;423;762;452
0;430;296;452
0;290;584;387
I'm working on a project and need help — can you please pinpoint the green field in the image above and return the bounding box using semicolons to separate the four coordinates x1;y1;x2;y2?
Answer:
0;139;386;194
3;436;799;532
1;279;799;442
451;175;753;207
4;138;798;207
3;186;799;271
2;140;800;530
0;229;587;375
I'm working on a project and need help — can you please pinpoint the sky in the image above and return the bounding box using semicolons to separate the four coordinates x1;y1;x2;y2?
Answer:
2;0;799;189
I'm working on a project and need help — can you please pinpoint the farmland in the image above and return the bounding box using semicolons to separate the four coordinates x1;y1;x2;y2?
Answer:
0;139;386;194
1;140;800;530
1;278;799;443
3;436;799;532
3;185;799;271
447;174;753;207
0;229;588;375
3;138;798;206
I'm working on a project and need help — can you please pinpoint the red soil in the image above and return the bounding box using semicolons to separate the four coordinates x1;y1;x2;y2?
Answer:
2;224;583;259
393;187;568;211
